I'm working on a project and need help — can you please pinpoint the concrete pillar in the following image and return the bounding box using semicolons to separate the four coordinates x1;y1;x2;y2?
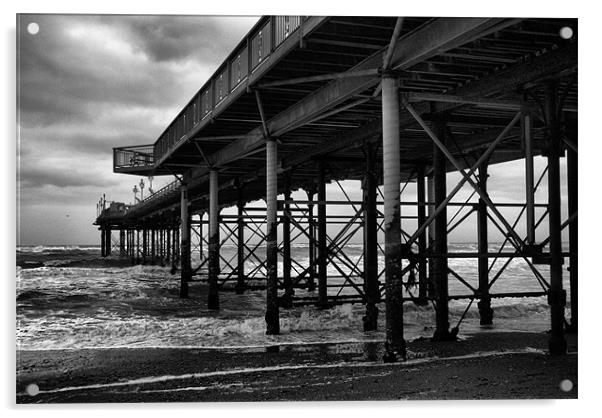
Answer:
265;138;279;334
567;132;578;333
432;121;454;341
382;74;405;360
317;160;328;308
416;164;428;304
236;187;246;294
281;173;293;308
477;163;493;325
362;145;379;331
545;82;567;354
180;183;191;298
208;170;220;310
306;189;316;292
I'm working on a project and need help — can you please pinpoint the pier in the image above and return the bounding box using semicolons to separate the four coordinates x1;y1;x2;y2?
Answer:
95;16;577;361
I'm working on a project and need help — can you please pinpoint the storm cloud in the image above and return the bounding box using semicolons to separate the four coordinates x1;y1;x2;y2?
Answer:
17;14;258;244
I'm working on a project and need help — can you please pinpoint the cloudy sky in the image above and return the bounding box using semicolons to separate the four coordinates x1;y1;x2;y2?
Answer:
17;15;259;245
16;14;568;246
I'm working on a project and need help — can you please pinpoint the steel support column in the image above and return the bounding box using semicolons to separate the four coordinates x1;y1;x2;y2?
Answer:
180;182;191;298
208;169;220;310
477;162;493;325
265;138;279;334
151;228;155;262
427;173;436;299
416;164;428;305
567;132;578;333
432;121;454;341
236;187;246;294
362;144;379;330
281;173;294;308
171;223;178;274
119;229;126;257
142;227;147;264
165;225;170;263
135;228;140;263
100;228;106;257
306;188;316;292
382;74;405;360
545;82;567;354
105;228;112;257
317;160;328;308
523;112;535;244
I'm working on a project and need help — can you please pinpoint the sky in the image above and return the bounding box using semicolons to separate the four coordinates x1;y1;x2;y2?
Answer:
17;15;260;245
16;14;569;246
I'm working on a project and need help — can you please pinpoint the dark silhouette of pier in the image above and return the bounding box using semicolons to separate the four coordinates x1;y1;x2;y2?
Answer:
95;16;577;361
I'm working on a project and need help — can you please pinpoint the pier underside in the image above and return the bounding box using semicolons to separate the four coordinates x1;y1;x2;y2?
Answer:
96;16;578;360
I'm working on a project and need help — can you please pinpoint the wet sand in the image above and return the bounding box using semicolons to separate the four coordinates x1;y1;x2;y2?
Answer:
16;331;577;403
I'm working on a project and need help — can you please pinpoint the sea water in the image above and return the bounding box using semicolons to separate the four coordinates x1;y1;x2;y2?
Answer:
16;244;571;350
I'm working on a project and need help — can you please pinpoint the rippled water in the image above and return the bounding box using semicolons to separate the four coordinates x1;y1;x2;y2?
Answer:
16;244;571;350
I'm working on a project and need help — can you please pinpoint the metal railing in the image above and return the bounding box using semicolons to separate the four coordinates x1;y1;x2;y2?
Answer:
151;16;306;166
128;179;181;213
114;145;155;170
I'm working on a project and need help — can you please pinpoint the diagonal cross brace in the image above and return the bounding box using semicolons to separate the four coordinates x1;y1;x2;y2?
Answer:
404;103;524;247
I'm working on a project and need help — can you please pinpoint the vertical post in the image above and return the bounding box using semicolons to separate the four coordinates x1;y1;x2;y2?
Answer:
160;227;165;266
171;223;177;274
265;138;279;334
567;132;578;333
135;228;140;263
119;229;126;256
180;181;191;298
236;186;246;294
100;228;106;257
382;74;405;360
545;82;567;355
363;144;379;331
427;173;436;299
166;227;171;264
281;173;293;308
142;226;147;264
151;228;155;262
306;188;316;292
432;121;453;341
317;160;328;308
131;229;135;262
199;213;204;262
523;111;535;244
477;162;493;325
416;164;428;304
173;227;181;270
208;170;220;310
105;228;112;256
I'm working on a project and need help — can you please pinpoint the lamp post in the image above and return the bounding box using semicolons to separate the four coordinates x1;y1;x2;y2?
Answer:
133;185;138;203
139;179;145;201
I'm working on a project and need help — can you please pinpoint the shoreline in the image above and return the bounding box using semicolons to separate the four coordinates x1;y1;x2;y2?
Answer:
16;331;577;402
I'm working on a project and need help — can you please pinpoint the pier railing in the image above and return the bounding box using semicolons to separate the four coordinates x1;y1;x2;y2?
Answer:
127;179;181;213
150;16;305;166
113;145;155;171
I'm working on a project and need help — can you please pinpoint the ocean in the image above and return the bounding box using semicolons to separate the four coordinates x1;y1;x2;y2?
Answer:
16;244;571;351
